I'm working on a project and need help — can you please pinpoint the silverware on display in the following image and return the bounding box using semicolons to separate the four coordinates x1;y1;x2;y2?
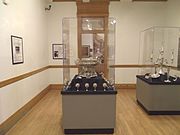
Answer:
85;83;89;91
103;83;107;91
75;83;80;91
93;83;97;91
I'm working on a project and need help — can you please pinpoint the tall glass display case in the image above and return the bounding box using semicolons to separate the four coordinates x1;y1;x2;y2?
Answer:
62;17;78;83
61;17;117;134
137;26;180;115
62;17;116;86
139;26;180;78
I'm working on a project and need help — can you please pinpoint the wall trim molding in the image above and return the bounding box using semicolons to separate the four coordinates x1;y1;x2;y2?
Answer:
0;64;143;89
0;66;49;89
0;85;50;135
109;64;154;68
49;65;78;68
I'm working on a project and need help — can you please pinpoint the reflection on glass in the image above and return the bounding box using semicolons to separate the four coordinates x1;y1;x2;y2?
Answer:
139;26;180;75
82;18;104;31
81;33;104;63
82;45;90;58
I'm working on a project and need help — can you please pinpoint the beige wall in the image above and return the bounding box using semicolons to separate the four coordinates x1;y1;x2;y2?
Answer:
166;0;180;77
47;2;76;84
166;0;180;26
110;2;167;83
0;0;49;124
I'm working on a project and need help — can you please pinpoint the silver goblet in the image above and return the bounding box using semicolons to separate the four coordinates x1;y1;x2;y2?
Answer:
93;83;97;91
103;83;107;91
85;83;89;91
75;83;80;91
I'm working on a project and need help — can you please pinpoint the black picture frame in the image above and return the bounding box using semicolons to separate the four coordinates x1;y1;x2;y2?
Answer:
52;44;64;59
11;35;24;65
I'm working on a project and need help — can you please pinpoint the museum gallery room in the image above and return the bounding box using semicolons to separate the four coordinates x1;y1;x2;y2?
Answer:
1;0;180;135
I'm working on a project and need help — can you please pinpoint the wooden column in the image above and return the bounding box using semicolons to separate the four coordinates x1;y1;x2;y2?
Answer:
76;0;110;77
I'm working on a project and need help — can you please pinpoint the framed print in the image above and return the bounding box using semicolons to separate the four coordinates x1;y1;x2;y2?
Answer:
52;44;64;59
11;35;24;64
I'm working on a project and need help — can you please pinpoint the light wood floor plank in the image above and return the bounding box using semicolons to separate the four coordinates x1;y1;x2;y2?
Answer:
6;90;180;135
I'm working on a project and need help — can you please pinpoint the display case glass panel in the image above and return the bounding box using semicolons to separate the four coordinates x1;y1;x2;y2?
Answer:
108;18;116;83
139;26;180;77
62;17;116;85
62;17;78;83
82;18;104;31
81;33;104;60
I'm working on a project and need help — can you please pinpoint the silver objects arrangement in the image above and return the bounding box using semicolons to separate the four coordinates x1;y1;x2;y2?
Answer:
63;57;115;92
148;46;175;82
75;57;100;78
93;83;97;91
140;26;180;83
75;83;80;91
103;83;107;91
85;83;89;91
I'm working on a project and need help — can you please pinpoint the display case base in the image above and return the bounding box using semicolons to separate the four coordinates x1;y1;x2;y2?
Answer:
136;76;180;115
64;128;114;134
137;100;180;115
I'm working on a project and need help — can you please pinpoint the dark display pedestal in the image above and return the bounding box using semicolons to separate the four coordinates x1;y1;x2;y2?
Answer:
136;75;180;115
61;74;117;134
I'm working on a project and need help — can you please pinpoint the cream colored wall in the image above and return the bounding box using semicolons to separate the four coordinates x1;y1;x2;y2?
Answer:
0;0;49;124
47;2;76;83
110;2;167;83
165;0;180;76
166;0;180;26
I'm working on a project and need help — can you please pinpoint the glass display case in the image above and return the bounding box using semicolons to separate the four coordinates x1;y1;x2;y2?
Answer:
139;26;180;82
62;17;116;92
82;18;104;31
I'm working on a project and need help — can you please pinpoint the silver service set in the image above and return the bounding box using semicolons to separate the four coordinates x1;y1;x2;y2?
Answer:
75;57;100;78
146;46;178;82
64;57;115;91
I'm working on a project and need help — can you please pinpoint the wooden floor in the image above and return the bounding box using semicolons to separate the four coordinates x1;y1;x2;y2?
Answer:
6;90;180;135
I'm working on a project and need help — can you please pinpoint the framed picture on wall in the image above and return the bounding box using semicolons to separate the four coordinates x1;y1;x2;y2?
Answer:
11;35;24;64
52;44;64;59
